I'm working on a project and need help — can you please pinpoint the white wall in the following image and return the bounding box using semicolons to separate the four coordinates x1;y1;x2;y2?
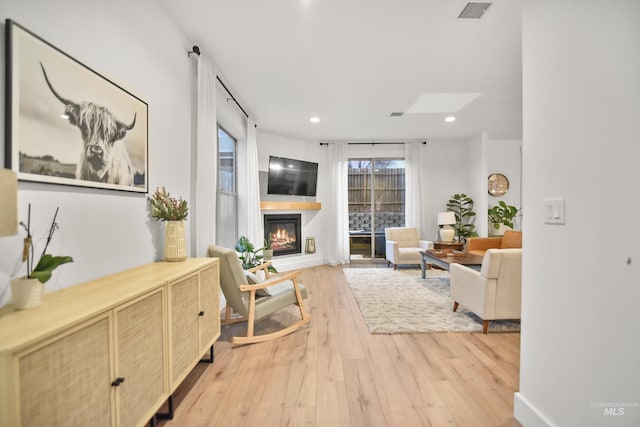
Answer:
256;131;329;270
515;1;640;426
487;139;523;232
421;134;518;242
468;132;488;237
423;138;474;241
0;0;195;303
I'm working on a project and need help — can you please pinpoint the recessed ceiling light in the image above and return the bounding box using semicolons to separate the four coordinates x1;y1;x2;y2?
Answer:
310;117;320;123
445;116;456;122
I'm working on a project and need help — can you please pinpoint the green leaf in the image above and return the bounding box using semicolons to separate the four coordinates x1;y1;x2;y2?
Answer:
32;254;74;283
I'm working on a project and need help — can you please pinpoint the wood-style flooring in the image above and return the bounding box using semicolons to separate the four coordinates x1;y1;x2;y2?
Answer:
158;264;521;427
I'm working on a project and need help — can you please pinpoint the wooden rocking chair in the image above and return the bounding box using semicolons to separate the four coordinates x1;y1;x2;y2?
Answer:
208;245;310;345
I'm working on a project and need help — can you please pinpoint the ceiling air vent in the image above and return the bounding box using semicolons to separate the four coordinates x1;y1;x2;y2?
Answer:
458;2;492;19
390;112;404;117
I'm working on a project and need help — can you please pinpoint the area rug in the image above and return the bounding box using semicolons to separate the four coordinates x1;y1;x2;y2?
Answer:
342;267;520;334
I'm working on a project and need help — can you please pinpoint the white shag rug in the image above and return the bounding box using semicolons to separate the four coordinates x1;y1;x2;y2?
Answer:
342;267;520;334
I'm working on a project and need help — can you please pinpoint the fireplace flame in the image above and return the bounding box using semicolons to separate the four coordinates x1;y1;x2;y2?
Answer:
270;226;296;250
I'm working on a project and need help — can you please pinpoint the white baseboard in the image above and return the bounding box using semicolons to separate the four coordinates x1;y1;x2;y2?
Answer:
514;392;555;427
271;253;325;271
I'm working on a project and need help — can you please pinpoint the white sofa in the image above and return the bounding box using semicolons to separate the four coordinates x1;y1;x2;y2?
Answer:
384;227;433;269
450;248;522;333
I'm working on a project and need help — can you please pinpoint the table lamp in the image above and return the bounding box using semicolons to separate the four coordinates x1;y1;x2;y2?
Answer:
0;169;18;237
437;211;456;242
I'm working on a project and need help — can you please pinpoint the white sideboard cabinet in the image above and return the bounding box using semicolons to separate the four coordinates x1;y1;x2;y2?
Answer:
0;258;220;427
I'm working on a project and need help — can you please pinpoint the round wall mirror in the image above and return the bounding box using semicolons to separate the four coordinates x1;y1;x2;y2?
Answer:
488;173;509;196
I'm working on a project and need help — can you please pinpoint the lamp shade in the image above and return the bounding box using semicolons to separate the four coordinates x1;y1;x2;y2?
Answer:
0;169;18;236
437;211;456;225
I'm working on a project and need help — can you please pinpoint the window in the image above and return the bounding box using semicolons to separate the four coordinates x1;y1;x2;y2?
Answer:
217;126;238;248
348;158;405;260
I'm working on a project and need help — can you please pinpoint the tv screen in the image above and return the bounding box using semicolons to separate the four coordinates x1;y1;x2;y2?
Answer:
267;156;318;197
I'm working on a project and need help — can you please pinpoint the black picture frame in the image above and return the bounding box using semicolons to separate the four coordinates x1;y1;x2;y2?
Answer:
4;19;148;193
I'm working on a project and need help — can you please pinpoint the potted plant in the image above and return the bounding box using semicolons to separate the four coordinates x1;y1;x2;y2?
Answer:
446;193;479;243
488;201;519;236
11;205;73;309
234;236;264;269
149;187;188;261
263;235;273;260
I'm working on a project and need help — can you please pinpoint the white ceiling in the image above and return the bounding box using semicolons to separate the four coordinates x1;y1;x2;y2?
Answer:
158;0;522;142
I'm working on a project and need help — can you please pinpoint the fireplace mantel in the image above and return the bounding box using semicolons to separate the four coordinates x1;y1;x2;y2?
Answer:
260;201;321;211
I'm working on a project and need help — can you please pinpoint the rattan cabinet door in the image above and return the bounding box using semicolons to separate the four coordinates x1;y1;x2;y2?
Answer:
18;315;113;427
199;264;220;352
169;274;200;386
115;289;166;427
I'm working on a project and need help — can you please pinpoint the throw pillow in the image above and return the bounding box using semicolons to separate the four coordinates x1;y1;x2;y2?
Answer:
245;271;271;297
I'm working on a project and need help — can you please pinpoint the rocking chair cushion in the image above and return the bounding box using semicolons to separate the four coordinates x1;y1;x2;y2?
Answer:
244;271;271;296
253;280;308;321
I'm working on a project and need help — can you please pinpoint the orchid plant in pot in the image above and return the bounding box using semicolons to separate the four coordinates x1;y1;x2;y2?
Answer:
149;187;189;262
11;204;73;309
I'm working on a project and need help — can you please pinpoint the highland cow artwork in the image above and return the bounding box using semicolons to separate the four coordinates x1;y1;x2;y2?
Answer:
5;19;148;192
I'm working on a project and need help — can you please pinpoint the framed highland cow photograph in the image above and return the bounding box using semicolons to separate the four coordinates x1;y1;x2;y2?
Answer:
4;19;148;193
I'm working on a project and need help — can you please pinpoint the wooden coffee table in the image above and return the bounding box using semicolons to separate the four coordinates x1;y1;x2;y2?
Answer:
420;249;484;279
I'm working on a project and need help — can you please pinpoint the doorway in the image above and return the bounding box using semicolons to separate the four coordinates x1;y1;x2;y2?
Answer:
348;159;405;261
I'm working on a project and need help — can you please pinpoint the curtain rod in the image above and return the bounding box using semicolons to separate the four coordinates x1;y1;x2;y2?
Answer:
319;141;427;146
216;76;250;119
188;45;251;120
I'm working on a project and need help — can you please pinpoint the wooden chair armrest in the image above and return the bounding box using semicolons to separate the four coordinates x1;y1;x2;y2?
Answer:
239;270;301;292
248;261;273;279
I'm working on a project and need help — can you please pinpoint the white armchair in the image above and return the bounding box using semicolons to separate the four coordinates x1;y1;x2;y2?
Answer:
450;248;522;333
385;227;433;269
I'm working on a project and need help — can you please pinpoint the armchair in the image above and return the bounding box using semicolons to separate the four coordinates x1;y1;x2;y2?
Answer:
450;248;522;333
208;245;310;345
466;230;522;256
384;227;433;269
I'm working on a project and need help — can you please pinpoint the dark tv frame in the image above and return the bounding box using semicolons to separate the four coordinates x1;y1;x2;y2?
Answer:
267;155;318;197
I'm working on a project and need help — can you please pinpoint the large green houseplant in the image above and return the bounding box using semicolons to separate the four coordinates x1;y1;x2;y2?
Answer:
446;193;478;243
488;201;519;231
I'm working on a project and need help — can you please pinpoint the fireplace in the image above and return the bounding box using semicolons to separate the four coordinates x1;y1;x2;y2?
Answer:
264;214;302;256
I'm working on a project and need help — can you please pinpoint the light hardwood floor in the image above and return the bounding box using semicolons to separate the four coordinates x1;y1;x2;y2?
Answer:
158;264;521;427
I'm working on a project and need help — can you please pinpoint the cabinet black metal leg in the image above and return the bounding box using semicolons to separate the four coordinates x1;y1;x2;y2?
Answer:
199;344;214;364
149;416;156;427
156;395;174;420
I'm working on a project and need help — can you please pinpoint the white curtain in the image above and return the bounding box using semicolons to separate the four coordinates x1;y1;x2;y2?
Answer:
245;118;263;247
404;142;426;237
327;142;350;265
194;55;218;256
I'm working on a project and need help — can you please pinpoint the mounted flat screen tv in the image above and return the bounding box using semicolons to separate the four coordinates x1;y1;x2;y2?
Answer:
267;156;318;197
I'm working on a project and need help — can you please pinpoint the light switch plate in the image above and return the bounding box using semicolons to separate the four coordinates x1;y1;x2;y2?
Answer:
544;197;565;224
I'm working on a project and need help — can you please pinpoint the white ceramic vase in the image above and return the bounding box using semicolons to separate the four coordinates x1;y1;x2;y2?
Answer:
10;277;45;310
489;223;512;237
165;220;187;262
